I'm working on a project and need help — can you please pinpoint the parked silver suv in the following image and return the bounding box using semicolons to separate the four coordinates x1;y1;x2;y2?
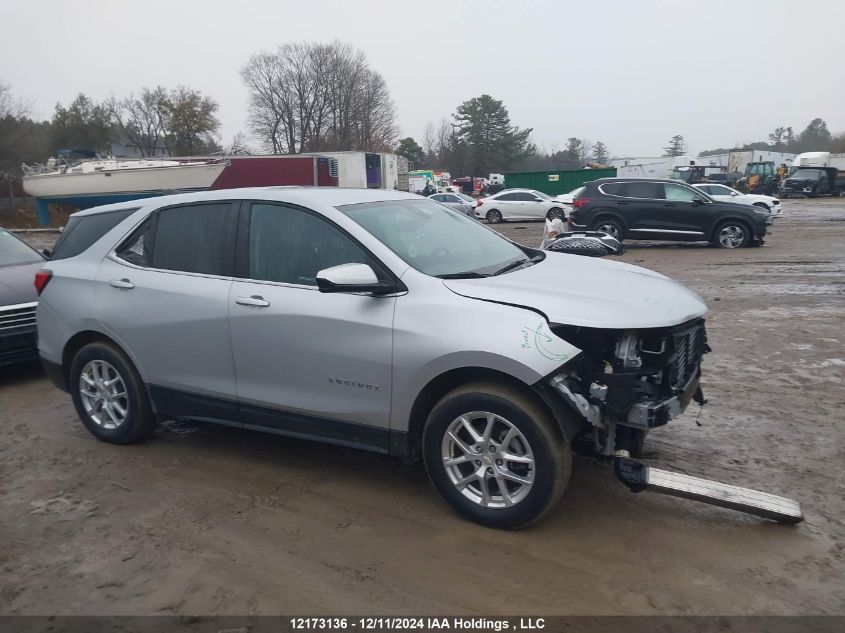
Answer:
37;188;709;528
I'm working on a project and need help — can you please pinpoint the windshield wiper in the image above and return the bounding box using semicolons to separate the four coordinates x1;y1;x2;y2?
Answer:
436;271;490;279
491;258;532;276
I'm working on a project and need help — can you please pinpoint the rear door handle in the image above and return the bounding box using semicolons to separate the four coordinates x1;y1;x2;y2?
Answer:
109;278;135;289
235;295;270;307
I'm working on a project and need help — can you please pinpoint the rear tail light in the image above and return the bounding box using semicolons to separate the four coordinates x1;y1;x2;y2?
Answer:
573;198;592;209
34;269;53;296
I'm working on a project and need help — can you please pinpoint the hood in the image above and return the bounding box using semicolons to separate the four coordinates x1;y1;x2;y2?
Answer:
0;262;42;306
442;253;707;329
784;177;817;186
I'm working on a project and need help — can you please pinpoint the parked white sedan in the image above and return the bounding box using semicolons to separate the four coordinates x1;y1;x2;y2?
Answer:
475;189;566;223
551;186;584;207
693;183;782;214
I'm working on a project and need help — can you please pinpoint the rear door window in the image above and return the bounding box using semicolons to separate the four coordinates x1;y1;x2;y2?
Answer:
496;193;520;201
622;182;664;199
50;208;137;260
115;203;237;275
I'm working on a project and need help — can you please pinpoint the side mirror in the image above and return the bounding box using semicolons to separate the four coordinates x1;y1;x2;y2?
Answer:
316;263;394;294
41;249;52;259
691;196;704;205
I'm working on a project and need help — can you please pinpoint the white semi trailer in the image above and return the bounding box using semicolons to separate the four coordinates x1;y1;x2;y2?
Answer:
298;151;408;189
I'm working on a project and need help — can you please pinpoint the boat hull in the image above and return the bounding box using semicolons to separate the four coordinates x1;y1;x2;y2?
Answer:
22;163;226;199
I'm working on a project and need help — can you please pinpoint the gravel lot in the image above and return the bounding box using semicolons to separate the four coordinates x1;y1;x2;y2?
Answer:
1;198;843;615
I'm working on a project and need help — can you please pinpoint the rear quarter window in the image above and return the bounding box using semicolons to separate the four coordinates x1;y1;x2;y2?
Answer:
50;208;137;261
598;183;626;196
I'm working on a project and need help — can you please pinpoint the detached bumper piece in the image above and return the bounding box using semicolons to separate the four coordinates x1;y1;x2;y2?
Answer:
614;455;803;524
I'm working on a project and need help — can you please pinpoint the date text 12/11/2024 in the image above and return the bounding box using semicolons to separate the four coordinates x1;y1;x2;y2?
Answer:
289;617;546;630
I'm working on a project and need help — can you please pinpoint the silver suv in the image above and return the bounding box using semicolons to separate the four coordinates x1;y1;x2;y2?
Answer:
37;188;709;528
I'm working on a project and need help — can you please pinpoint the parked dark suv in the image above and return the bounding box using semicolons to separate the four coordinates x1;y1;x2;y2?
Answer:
568;178;772;248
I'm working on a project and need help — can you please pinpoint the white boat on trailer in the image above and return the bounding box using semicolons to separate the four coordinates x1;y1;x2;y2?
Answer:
22;151;228;223
22;157;226;199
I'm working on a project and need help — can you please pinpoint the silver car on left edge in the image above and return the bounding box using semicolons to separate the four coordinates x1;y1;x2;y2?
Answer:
37;188;709;529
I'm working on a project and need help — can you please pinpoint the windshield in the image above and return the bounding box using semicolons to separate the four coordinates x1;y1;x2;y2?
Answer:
792;169;823;179
0;230;43;267
339;199;535;278
532;190;551;200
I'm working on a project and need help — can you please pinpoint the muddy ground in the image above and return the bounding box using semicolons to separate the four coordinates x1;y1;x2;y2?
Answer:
1;198;843;615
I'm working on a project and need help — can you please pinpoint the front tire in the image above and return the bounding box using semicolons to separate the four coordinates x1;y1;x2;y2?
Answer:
423;383;571;529
69;342;157;444
546;207;564;221
486;209;503;224
713;220;751;249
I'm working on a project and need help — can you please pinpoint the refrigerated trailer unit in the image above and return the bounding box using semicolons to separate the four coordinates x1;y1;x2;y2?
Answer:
298;151;408;189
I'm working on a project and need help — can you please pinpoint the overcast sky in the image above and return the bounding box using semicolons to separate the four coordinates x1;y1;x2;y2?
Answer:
3;0;844;157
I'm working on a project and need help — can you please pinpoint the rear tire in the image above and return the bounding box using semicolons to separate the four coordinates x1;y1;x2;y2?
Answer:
590;217;624;241
423;382;571;529
69;342;157;444
486;209;503;224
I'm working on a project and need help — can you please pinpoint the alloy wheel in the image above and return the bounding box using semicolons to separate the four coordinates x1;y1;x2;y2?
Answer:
718;224;746;248
79;360;129;429
596;222;620;239
441;411;534;508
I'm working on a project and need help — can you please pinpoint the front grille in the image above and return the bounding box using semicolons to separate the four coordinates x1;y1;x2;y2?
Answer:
669;323;705;390
0;302;37;335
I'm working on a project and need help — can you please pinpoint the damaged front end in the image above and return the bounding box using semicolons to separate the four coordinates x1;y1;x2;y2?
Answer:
542;319;804;524
546;318;710;457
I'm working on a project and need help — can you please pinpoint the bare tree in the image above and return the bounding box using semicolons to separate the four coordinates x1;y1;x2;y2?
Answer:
111;86;170;157
422;121;437;157
241;40;398;154
0;81;29;119
353;69;398;151
225;131;254;155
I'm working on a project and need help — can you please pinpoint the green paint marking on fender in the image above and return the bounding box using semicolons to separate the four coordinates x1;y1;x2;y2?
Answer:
521;322;572;362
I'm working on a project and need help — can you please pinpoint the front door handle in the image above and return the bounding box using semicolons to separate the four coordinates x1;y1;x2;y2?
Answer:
109;278;135;289
235;295;270;307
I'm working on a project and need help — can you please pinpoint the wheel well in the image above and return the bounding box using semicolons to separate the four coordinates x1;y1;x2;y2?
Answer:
712;217;753;241
61;330;125;387
403;367;559;463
